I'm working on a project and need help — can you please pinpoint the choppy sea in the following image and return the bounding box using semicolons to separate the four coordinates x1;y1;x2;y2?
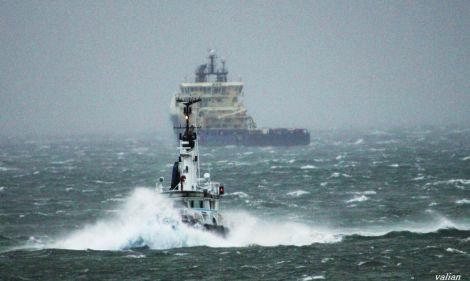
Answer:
1;127;469;280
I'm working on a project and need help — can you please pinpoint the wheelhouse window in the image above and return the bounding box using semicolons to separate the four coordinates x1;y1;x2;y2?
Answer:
199;200;203;208
173;200;186;208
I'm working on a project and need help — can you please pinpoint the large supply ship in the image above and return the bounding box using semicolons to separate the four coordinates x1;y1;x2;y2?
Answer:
170;51;310;146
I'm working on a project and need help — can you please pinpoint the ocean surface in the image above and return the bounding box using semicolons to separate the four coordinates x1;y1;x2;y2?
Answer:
1;127;469;280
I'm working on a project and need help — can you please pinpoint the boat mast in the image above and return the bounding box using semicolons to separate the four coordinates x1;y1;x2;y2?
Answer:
194;50;228;83
176;97;201;138
174;97;201;191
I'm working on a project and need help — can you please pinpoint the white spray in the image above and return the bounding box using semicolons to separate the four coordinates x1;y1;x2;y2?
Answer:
51;188;340;250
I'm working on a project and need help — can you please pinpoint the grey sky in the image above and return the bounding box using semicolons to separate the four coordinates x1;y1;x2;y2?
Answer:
1;1;469;137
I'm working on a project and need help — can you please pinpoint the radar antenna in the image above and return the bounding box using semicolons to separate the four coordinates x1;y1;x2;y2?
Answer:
194;50;229;82
175;97;201;145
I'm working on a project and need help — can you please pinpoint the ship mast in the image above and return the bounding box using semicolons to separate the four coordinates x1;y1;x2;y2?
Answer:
176;97;201;139
194;50;228;83
171;97;202;191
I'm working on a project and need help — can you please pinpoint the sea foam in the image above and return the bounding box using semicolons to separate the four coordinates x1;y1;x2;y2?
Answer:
49;188;340;250
41;188;470;251
456;199;470;204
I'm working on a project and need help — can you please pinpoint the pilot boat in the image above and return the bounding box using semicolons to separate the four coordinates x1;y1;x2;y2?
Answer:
157;97;228;236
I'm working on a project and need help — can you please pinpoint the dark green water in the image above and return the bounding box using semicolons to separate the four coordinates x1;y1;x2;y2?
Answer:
1;127;469;280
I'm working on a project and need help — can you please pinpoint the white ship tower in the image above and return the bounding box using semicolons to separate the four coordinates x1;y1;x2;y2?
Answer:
160;97;228;235
172;98;201;191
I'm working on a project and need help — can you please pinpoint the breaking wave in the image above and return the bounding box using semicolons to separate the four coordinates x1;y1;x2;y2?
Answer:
24;188;470;251
47;188;340;250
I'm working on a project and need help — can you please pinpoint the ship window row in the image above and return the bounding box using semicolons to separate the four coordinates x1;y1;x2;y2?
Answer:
199;98;238;107
187;200;217;210
182;86;242;94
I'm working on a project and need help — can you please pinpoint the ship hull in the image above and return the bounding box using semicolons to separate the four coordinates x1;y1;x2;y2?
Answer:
179;128;310;146
203;224;229;237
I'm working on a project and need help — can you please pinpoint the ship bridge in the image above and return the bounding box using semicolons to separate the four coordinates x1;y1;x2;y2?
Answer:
172;53;256;130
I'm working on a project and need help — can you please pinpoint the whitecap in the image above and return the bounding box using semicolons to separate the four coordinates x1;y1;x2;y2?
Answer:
302;276;325;281
446;248;468;255
362;190;376;195
448;179;470;185
388;164;399;168
0;166;18;172
456;199;470;204
462;156;470;161
94;180;115;185
426;179;470;186
287;190;310;197
300;165;316;170
346;195;369;203
51;159;75;165
229;192;249;199
350;190;376;195
354;139;364;145
125;253;146;258
329;172;340;178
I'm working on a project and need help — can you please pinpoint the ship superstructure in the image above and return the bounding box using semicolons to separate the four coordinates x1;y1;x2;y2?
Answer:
170;51;310;146
158;97;227;235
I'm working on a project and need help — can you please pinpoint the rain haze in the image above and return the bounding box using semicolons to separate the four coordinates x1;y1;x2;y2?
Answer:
1;0;469;137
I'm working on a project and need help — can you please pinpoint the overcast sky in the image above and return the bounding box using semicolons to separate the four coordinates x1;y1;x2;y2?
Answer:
1;1;469;137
